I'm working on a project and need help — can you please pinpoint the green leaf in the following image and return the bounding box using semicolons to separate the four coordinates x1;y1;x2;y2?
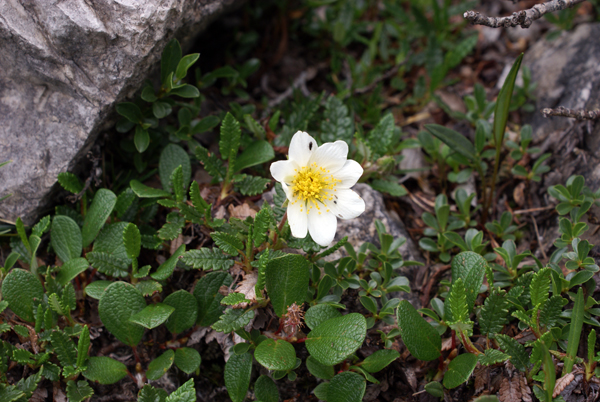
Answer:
233;140;275;172
175;53;200;81
494;54;523;146
565;287;584;373
84;280;111;300
58;172;83;194
87;252;129;278
266;254;310;317
530;267;551;308
169;85;200;98
66;380;94;402
211;232;243;256
370;179;407;197
360;349;400;373
212;308;255;333
166;379;195;402
327;371;366;402
83;356;127;385
194;271;232;326
236;175;271;196
174;347;201;374
138;385;168;402
478;348;510;366
253;207;273;247
254;375;279;402
134;125;150;153
313;382;329;401
82;189;117;247
151;244;185;280
163;290;198;334
1;268;44;322
98;282;146;347
195;145;225;180
56;257;89;286
220;293;251;306
152;101;172;119
443;353;477;389
306;355;335;379
12;349;34;364
193;115;220;134
479;289;508;337
539;295;567;329
448;278;468;324
146;350;175;381
425;382;444;398
396;300;441;361
424;124;477;162
161;39;182;86
0;386;25;402
159;144;191;194
123;223;141;260
141;85;157;102
254;339;296;371
496;334;529;372
449;251;486;319
367;113;395;159
224;352;252;402
306;313;367;366
129;303;175;330
181;248;234;271
321;95;353;144
51;330;77;368
130;180;172;198
157;212;185;241
77;325;90;369
116;102;144;124
136;280;163;297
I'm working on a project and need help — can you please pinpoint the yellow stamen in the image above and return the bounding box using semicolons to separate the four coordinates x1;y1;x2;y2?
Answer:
291;163;340;214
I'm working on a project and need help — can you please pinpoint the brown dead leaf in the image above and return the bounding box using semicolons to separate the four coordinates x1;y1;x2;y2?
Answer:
228;203;257;220
234;272;258;307
499;376;522;402
170;234;184;255
474;364;489;395
513;182;526;207
553;372;575;398
214;205;227;220
441;337;453;351
30;386;47;402
402;367;417;391
520;374;532;402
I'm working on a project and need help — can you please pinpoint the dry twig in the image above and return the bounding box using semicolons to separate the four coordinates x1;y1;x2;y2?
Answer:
464;0;587;29
542;106;600;120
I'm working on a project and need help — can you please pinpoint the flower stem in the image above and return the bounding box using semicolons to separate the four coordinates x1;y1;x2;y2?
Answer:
272;212;287;247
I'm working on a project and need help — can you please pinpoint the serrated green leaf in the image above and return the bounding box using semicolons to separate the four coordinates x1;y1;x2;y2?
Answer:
138;385;168;402
83;356;128;384
135;280;163;297
163;290;197;334
236;175;270;196
443;353;477;388
48;293;66;316
448;278;468;324
123;223;141;260
321;95;353;144
306;313;367;366
367;113;395;159
173;347;201;374
219;113;242;174
57;258;89;286
170;166;185;202
194;271;233;326
370;179;407;197
130;180;172;198
98;282;146;347
87;252;129;278
195;145;225;180
530;267;551;308
539;295;567;330
479;289;508;337
221;293;251;306
12;349;34;364
181;248;234;271
0;386;25;402
51;330;77;368
255;339;296;371
327;371;366;402
151;244;185;280
233;140;275;172
450;251;486;318
166;379;195;402
129;303;175;330
212;308;254;333
496;334;529;372
147;350;175;381
266;254;310;317
396;300;441;361
77;325;90;369
224;352;252;402
159;144;191;194
254;375;279;402
360;349;400;373
82;189;117;247
253;207;273;247
305;304;343;330
116;102;144;124
57;172;83;194
211;231;243;256
161;39;182;85
41;363;61;382
1;268;44;322
157;212;185;241
306;355;334;379
478;348;510;366
66;380;94;402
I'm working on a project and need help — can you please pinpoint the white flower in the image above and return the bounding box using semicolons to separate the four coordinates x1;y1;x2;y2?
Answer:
270;131;365;247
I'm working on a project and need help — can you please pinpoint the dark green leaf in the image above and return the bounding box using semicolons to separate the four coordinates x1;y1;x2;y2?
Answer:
116;103;143;124
494;54;523;146
212;308;254;333
130;180;171;198
175;54;200;81
327;371;366;402
306;313;367;366
224;352;252;402
424;124;477;162
443;353;477;388
181;248;234;271
360;349;400;373
265;254;310;317
129;303;175;330
254;339;296;371
1;268;44;322
194;271;232;326
58;172;83;194
159;144;191;194
396;300;441;361
174;347;201;374
146;350;175;381
66;380;94;402
98;282;146;347
134;125;150;153
161;39;182;85
82;189;117;248
254;375;279;402
163;290;198;334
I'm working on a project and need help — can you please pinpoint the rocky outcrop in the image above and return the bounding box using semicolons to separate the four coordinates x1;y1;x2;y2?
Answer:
0;0;244;224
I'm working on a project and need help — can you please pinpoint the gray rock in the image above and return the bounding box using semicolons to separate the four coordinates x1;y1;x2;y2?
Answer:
0;0;244;225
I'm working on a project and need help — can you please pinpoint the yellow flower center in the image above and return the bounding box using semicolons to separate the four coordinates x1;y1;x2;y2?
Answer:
291;163;340;214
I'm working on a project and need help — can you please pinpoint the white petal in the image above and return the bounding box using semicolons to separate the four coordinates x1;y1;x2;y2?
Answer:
280;182;293;201
287;199;307;239
307;210;337;247
334;159;363;188
325;189;365;220
270;160;297;184
289;131;317;167
310;140;348;172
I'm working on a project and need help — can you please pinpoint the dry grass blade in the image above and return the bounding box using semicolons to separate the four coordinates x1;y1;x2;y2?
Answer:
553;372;575;398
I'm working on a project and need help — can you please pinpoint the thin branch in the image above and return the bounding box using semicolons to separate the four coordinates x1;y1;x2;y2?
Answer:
464;0;587;29
542;106;600;120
